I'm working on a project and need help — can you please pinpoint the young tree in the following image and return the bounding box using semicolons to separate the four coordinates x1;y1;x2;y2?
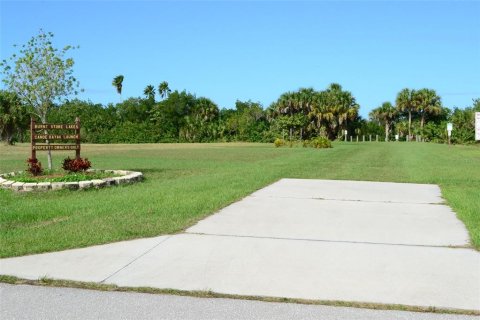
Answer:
1;30;81;169
143;85;155;101
158;81;171;99
112;75;124;100
370;102;397;141
413;88;442;138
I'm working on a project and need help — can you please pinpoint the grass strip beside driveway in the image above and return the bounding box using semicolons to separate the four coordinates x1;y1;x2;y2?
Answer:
1;142;479;257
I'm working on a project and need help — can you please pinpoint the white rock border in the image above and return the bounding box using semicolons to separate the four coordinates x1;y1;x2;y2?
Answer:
0;169;143;192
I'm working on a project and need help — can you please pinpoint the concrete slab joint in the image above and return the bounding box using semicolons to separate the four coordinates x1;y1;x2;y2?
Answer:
0;170;143;192
0;178;478;313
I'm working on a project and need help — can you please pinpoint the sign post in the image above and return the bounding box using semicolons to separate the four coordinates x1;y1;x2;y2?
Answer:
475;112;480;141
30;118;36;161
75;117;81;159
30;118;81;161
447;123;453;145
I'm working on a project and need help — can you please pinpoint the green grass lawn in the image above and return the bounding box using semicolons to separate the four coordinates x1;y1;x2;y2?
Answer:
1;142;479;257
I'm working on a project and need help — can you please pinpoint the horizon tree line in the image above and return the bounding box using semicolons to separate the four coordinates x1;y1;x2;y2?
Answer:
370;88;444;142
1;31;478;147
2;82;478;145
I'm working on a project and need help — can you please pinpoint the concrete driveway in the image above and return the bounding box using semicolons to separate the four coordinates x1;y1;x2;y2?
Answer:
1;179;479;312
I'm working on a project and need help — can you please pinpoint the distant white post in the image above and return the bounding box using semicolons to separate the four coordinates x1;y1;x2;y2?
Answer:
475;112;480;141
344;130;348;142
447;123;453;145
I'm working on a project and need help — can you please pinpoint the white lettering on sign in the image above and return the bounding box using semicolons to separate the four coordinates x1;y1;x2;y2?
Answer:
475;112;480;141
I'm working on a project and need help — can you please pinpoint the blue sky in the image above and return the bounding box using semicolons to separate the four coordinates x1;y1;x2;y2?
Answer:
1;0;479;118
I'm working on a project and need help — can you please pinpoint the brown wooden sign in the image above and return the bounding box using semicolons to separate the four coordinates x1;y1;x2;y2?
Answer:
33;145;80;151
31;117;81;160
33;134;80;140
33;124;79;130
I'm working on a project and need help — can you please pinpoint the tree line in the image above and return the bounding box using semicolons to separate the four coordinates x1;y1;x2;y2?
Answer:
2;83;479;145
1;30;479;147
370;90;479;143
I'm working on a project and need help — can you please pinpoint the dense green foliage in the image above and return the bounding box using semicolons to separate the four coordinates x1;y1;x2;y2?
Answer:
371;89;479;144
369;102;397;142
0;90;29;144
267;84;359;141
2;85;478;145
48;93;271;143
1;142;479;257
1;31;478;146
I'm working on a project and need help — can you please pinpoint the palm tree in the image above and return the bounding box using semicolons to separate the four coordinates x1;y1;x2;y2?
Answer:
274;91;297;140
143;85;155;101
414;88;442;138
395;88;416;141
322;83;358;139
370;102;397;141
307;91;324;134
112;75;124;100
158;81;171;99
328;83;342;91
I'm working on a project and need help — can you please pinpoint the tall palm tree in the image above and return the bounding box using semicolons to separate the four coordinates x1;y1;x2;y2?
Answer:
328;83;342;91
322;83;358;139
112;75;124;100
158;81;171;99
274;91;297;140
143;85;155;101
338;90;358;135
414;88;442;136
370;102;397;141
395;88;416;141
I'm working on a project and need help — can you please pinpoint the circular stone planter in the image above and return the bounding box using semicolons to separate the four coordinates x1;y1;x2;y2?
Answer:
0;170;143;192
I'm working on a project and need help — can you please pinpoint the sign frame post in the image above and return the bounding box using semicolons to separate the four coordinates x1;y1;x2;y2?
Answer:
447;122;453;145
30;118;36;160
75;117;81;160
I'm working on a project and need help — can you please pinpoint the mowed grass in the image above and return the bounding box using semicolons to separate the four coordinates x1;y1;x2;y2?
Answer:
0;142;479;257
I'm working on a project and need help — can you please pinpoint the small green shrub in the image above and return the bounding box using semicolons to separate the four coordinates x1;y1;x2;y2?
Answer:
310;137;332;149
274;138;286;148
302;140;310;148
